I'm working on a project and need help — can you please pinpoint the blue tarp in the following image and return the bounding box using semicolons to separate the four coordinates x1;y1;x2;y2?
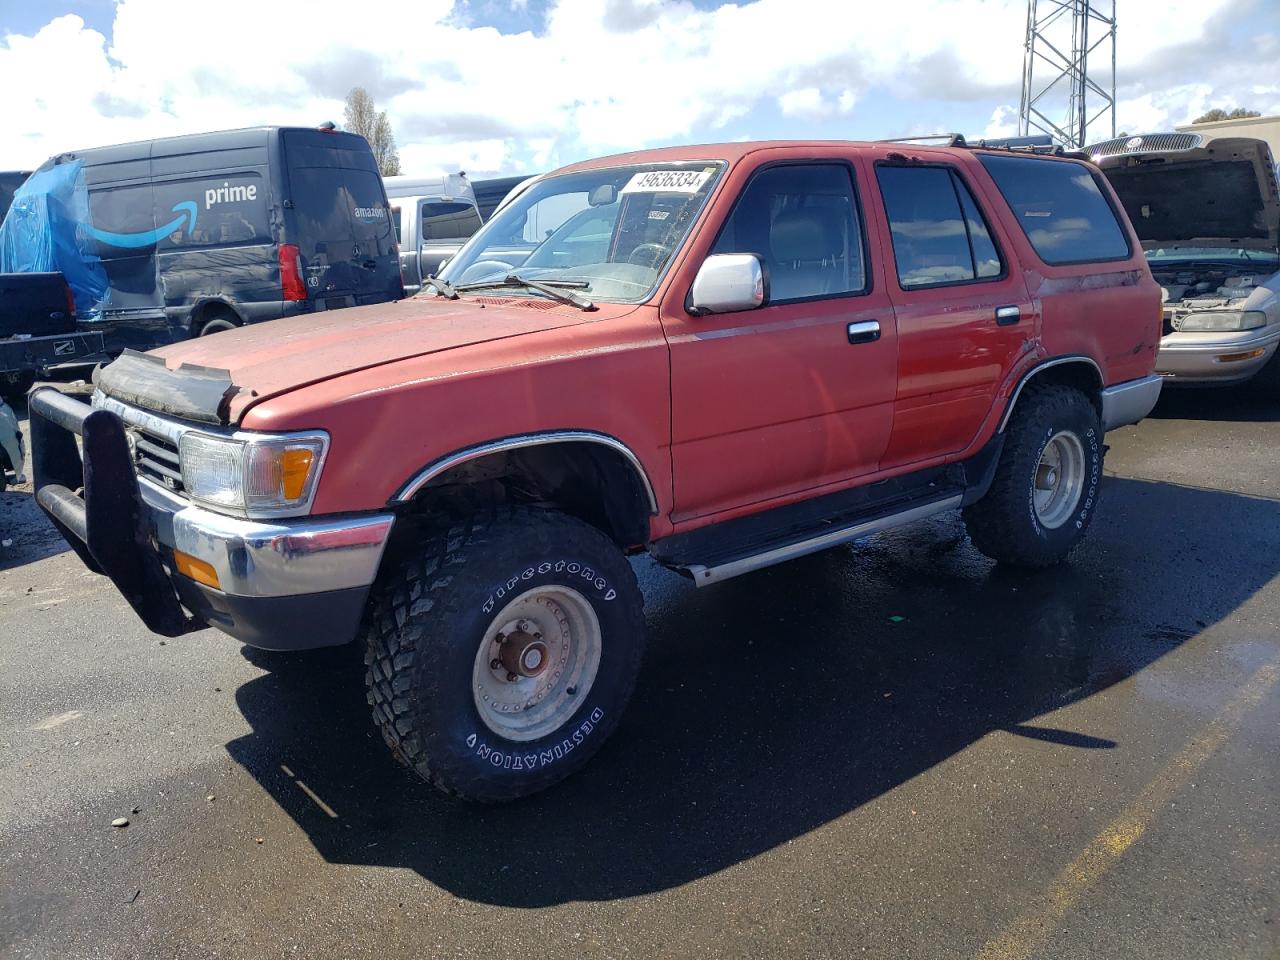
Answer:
0;160;108;315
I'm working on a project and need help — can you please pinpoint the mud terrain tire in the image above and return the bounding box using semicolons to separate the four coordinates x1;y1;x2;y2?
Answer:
964;384;1102;568
365;506;645;802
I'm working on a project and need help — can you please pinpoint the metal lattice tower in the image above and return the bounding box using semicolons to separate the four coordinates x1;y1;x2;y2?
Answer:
1018;0;1117;148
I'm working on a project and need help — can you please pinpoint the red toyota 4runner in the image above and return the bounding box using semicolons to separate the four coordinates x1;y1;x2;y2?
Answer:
31;140;1163;801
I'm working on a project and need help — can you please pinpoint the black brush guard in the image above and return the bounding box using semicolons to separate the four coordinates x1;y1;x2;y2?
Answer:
28;387;200;637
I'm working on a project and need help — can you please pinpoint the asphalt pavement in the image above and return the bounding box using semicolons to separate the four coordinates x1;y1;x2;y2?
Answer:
2;387;1278;960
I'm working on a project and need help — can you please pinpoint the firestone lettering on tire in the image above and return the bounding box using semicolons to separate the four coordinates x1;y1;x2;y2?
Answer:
466;707;605;769
482;563;617;613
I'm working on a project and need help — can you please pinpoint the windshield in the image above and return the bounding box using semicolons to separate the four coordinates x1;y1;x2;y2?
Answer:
438;162;725;302
1146;246;1280;268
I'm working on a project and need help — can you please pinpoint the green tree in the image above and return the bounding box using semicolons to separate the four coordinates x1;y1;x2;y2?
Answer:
1193;107;1262;124
343;87;402;176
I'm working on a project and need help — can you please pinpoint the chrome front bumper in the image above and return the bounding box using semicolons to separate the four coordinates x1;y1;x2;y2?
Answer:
28;386;395;649
140;479;393;599
1156;327;1280;384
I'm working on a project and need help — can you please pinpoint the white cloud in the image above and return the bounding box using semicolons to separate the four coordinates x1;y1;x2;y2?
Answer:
0;0;1271;175
984;104;1019;139
777;88;827;118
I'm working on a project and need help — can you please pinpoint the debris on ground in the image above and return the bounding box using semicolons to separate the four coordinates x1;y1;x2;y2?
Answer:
111;817;129;828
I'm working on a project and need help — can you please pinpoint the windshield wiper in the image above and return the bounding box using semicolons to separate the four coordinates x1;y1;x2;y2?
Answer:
455;275;597;312
422;275;459;299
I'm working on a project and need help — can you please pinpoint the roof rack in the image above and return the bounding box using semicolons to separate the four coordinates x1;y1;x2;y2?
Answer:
877;133;968;147
876;133;1066;155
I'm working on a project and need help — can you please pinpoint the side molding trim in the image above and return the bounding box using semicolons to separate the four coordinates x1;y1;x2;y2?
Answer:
391;431;660;514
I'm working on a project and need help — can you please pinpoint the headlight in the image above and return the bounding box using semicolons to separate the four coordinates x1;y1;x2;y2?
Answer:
179;431;327;518
1175;310;1267;333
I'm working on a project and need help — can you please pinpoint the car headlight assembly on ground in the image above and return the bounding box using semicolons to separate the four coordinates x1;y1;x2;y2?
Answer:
179;431;328;518
1175;310;1268;333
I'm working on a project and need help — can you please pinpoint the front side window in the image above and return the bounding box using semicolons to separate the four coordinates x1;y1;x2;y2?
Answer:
421;200;482;241
439;163;724;303
710;163;866;303
876;165;1004;288
979;154;1130;264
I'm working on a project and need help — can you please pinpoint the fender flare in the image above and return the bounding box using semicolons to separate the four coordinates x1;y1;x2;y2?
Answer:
998;355;1103;433
390;430;660;514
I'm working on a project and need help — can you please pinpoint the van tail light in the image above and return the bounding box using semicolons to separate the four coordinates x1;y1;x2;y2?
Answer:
63;283;76;319
279;244;307;301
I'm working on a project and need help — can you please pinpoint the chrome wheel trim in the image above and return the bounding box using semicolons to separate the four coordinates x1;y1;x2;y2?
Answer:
471;585;602;742
1033;431;1086;530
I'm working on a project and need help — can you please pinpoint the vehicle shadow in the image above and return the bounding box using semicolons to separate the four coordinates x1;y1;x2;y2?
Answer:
225;476;1279;906
1147;382;1280;423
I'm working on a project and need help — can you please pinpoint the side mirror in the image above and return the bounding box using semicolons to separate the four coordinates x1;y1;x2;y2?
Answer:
588;183;618;207
689;253;765;315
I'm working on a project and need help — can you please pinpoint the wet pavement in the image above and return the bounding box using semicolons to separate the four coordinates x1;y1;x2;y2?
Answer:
2;387;1278;959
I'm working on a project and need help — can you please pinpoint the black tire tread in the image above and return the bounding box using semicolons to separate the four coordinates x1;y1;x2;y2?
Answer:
363;504;644;801
963;383;1100;568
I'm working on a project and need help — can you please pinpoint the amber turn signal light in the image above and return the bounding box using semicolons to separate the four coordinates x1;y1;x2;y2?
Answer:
1216;348;1267;363
174;550;220;589
279;448;316;501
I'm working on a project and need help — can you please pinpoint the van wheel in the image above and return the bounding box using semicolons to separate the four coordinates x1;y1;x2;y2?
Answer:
0;371;35;402
197;313;238;337
364;506;645;802
964;384;1102;568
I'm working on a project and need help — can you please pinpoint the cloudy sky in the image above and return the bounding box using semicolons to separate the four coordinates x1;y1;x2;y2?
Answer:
1;0;1277;177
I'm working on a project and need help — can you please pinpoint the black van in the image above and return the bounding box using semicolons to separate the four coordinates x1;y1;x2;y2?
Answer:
51;126;400;349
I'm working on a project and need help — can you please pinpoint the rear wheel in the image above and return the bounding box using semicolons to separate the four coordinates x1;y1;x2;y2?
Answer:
0;371;35;403
964;384;1102;568
364;506;645;802
196;311;239;337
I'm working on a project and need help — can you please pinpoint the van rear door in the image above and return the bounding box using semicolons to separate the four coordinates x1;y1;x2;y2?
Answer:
282;132;400;310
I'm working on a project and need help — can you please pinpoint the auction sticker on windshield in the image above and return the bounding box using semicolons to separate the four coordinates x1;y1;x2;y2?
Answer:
621;169;714;194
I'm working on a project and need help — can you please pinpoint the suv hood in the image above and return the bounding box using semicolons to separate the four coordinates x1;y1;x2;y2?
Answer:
95;296;613;425
1094;136;1280;251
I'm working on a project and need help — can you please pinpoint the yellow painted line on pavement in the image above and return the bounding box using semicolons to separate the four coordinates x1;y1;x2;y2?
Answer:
977;660;1280;960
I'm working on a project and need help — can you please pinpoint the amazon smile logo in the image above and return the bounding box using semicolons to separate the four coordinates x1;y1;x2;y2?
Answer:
87;200;199;249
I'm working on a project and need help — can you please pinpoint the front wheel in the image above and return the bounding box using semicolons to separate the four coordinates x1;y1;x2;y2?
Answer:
364;507;645;802
964;384;1103;568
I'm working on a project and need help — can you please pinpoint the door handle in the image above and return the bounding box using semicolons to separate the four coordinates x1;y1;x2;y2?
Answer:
847;320;881;344
361;259;378;270
995;305;1021;325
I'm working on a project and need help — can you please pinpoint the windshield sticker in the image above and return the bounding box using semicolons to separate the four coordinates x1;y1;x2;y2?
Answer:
621;169;713;195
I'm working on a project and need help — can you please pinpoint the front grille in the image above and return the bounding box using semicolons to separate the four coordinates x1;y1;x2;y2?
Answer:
131;427;186;494
1085;132;1203;158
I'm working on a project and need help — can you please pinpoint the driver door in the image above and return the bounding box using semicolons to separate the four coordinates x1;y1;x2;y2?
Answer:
660;158;898;524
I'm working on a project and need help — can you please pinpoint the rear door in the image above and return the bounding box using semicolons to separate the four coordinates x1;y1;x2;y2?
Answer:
283;133;400;309
865;153;1032;468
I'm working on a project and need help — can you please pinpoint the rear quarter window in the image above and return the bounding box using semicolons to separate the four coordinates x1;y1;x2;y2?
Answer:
979;154;1131;265
156;174;270;249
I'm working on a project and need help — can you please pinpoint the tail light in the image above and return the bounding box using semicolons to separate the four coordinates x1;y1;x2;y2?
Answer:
63;283;76;319
279;243;307;301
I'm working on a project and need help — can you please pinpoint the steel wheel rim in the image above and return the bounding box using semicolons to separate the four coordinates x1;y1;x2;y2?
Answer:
472;585;602;742
1033;431;1086;530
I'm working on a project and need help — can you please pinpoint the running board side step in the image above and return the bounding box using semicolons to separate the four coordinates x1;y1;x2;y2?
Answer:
682;494;963;587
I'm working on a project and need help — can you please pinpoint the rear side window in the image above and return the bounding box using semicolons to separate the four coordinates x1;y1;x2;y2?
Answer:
711;163;867;303
979;154;1130;264
421;201;482;241
875;165;1004;288
156;174;270;249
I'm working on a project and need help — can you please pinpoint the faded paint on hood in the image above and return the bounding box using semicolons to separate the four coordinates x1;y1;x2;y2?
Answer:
144;295;613;422
1097;137;1280;251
